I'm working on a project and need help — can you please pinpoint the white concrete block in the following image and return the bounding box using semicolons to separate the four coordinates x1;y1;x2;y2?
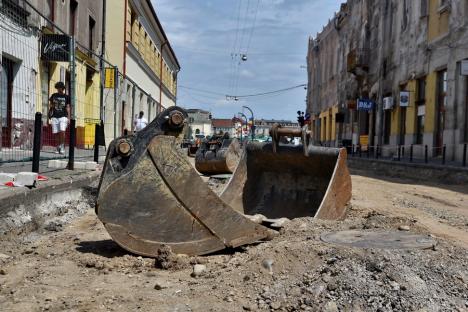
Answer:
48;160;59;168
16;172;38;186
57;161;68;169
74;162;87;170
0;173;16;184
85;161;97;170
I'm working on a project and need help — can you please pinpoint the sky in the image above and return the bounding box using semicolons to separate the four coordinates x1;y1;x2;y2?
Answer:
153;0;342;121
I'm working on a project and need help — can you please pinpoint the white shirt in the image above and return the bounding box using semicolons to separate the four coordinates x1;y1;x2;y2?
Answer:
134;117;148;131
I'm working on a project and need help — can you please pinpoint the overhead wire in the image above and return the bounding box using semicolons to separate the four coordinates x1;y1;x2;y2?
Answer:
226;84;307;99
228;0;244;94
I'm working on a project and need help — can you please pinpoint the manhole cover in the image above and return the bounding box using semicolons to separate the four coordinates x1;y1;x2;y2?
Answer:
321;230;436;249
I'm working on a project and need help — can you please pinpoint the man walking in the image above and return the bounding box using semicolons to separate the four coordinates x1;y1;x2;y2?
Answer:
49;82;70;154
134;111;148;132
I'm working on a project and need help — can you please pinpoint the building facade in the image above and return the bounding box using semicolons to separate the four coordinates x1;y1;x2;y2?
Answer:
0;0;103;150
186;109;212;139
104;0;180;142
307;0;468;162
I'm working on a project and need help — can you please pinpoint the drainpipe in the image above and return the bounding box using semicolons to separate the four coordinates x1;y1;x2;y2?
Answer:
99;0;106;121
159;41;167;108
122;0;128;76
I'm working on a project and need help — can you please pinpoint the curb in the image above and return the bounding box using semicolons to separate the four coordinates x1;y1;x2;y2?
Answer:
348;158;468;185
0;171;100;237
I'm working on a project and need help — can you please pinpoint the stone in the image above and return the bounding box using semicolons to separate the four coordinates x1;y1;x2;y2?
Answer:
15;172;38;187
324;301;338;312
0;253;11;260
270;302;281;310
261;259;274;274
191;264;206;277
389;281;400;291
246;214;267;224
398;225;410;231
0;269;6;275
270;218;290;229
154;281;169;290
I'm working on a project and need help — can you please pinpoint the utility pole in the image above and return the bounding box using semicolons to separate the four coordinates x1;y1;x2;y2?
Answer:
242;106;255;140
238;112;248;142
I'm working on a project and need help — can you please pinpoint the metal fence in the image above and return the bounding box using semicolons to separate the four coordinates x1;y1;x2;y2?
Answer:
0;0;120;170
348;143;468;168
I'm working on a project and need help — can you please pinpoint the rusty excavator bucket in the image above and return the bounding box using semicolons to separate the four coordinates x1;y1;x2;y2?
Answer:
96;107;272;257
195;135;242;174
220;125;352;220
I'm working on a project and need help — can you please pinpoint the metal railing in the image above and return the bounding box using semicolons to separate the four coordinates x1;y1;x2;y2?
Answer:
347;143;468;168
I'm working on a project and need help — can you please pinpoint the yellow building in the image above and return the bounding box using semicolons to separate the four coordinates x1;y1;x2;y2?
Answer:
103;0;180;142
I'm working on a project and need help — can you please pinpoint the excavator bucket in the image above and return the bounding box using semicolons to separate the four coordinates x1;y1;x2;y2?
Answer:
195;137;241;174
96;107;272;257
220;129;352;220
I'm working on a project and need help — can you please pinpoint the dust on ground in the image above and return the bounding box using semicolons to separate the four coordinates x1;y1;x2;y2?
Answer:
0;170;467;312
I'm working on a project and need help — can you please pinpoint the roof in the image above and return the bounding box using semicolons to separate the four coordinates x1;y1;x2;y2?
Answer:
146;0;181;69
211;119;234;128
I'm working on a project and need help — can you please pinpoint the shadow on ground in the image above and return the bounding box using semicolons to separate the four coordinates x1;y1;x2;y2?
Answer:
76;240;127;258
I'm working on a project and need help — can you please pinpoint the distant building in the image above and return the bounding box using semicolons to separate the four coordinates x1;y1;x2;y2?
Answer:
186;109;212;139
254;119;298;137
212;118;238;138
307;0;468;162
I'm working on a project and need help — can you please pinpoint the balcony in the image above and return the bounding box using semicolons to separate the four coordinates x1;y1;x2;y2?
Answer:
347;48;369;74
0;0;30;27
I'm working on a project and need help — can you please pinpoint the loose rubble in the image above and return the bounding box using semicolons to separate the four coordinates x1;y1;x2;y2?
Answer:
0;174;466;311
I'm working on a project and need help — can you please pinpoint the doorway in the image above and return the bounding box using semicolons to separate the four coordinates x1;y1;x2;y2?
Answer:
435;70;447;156
1;58;14;148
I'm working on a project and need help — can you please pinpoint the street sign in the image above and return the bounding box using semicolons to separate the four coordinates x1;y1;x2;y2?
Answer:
461;60;468;76
400;91;410;107
104;67;116;88
357;98;374;111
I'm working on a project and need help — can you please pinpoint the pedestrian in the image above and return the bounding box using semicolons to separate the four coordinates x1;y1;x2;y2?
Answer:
134;111;148;132
49;81;70;154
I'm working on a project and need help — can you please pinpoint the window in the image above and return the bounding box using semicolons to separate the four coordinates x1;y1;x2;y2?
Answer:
416;77;426;144
70;0;78;36
420;0;428;17
88;16;96;51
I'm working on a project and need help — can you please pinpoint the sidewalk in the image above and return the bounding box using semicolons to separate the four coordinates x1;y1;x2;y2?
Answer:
0;167;101;237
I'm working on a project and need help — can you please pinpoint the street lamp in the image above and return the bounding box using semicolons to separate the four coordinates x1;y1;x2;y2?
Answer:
238;112;248;142
242;106;255;140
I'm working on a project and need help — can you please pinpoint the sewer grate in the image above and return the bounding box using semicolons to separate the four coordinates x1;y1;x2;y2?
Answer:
321;230;436;249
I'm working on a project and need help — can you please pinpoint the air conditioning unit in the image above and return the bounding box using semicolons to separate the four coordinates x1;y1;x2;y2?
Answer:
383;97;394;110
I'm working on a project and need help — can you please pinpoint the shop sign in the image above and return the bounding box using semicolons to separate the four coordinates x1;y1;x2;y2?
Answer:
400;91;410;107
104;67;116;88
41;34;70;62
357;98;374;111
347;100;357;110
